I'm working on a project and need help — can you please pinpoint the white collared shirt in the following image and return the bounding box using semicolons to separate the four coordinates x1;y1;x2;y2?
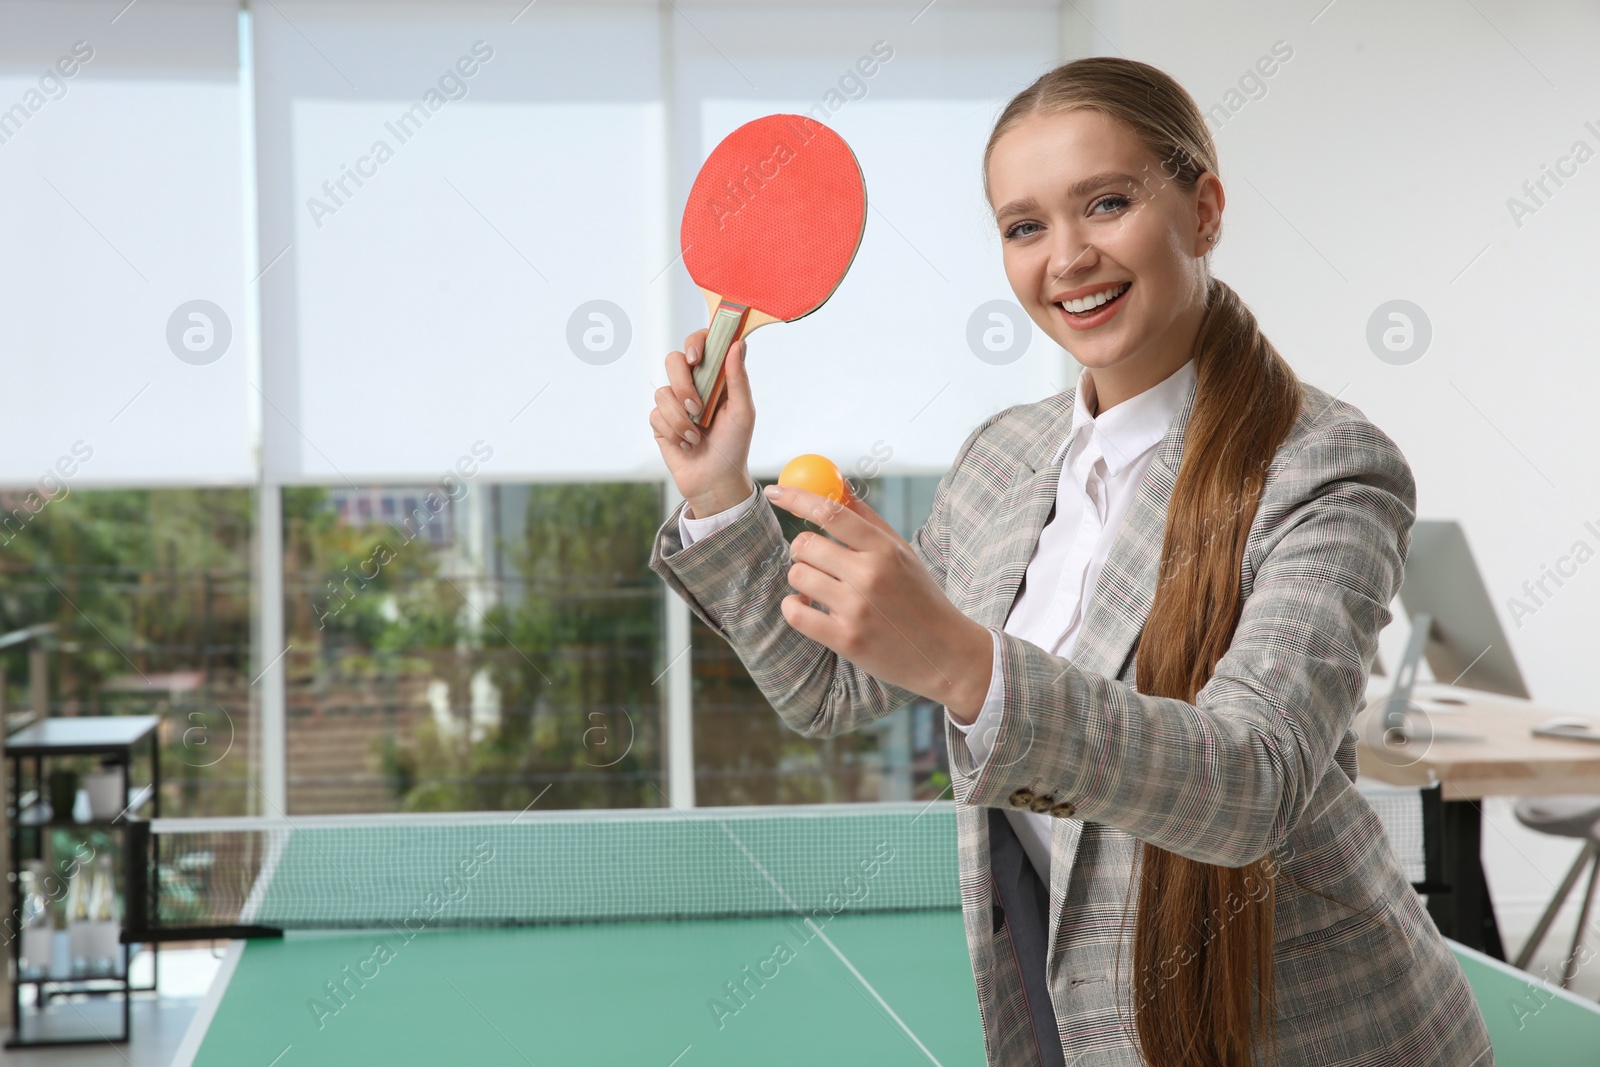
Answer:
677;357;1198;888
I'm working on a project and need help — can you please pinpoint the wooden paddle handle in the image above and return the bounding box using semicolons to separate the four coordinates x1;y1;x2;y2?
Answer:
690;300;752;430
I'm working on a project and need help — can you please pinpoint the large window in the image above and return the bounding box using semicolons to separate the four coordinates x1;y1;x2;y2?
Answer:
0;475;953;819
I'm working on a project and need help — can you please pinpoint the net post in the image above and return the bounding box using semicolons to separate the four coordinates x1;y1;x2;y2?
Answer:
122;820;151;944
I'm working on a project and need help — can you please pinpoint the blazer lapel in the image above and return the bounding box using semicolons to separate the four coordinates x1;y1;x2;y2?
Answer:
969;391;1074;635
1070;372;1198;685
976;370;1198;682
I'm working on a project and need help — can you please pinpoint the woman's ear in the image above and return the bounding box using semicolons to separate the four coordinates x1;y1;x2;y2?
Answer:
1195;170;1226;253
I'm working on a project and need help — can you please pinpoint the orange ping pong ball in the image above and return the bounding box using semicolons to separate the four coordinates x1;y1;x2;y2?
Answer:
778;454;850;504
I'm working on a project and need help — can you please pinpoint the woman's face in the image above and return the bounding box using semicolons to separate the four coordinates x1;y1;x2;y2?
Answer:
986;108;1222;386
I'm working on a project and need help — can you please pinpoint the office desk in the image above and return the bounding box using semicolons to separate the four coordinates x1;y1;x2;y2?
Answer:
1354;680;1600;961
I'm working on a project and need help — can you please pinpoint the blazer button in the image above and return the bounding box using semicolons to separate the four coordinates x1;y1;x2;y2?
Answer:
1008;788;1035;808
1028;794;1056;814
1048;801;1076;819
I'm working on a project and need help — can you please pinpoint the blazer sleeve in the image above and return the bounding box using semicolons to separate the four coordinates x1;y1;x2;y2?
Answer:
949;418;1418;869
648;410;1012;739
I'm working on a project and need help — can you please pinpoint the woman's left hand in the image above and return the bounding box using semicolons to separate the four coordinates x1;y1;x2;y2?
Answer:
762;482;992;718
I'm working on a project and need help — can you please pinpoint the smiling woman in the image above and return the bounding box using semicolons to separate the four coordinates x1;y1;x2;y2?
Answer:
650;55;1494;1067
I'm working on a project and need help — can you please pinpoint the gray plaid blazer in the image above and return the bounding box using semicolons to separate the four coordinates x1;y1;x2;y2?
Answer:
649;374;1494;1065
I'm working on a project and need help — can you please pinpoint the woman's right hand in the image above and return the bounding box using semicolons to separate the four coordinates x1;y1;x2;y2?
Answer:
650;328;757;519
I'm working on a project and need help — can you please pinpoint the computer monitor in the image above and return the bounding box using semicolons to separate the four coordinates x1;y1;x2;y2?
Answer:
1397;519;1531;700
1373;519;1530;746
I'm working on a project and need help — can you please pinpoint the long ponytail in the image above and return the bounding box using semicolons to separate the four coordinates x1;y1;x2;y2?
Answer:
1129;275;1301;1066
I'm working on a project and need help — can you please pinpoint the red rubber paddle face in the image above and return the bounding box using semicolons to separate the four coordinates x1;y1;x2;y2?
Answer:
681;114;867;321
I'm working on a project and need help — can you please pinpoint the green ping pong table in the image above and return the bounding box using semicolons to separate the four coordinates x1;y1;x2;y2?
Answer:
141;803;986;1066
139;804;1600;1066
1447;940;1600;1063
174;908;981;1065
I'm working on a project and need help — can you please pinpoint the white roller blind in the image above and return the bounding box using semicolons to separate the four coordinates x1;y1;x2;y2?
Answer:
0;0;250;488
254;4;669;484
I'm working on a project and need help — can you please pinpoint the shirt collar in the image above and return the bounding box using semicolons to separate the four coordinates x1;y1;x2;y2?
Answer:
1052;357;1197;477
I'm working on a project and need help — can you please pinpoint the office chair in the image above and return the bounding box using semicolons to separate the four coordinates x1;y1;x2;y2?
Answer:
1512;796;1600;988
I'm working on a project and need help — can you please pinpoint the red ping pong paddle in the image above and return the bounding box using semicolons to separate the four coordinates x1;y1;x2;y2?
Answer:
681;114;867;430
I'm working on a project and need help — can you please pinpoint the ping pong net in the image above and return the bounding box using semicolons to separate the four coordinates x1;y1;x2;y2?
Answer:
123;802;961;942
